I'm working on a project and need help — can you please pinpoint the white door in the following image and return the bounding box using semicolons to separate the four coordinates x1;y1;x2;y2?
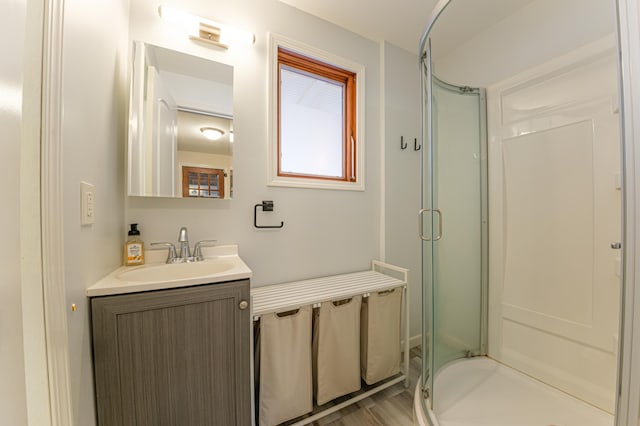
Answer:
145;64;177;197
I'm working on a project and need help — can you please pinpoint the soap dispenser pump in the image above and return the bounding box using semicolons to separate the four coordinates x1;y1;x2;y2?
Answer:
124;223;145;266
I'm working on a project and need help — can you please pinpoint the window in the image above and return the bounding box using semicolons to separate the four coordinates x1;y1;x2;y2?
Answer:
269;35;364;190
182;166;225;198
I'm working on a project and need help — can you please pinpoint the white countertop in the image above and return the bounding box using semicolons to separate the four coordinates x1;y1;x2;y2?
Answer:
87;244;252;297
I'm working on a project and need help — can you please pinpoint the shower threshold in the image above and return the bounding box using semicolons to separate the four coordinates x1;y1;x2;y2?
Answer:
428;357;612;426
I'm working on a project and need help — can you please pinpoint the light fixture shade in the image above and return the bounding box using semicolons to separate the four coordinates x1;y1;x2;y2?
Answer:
158;5;199;35
200;127;224;141
219;24;256;46
158;5;255;48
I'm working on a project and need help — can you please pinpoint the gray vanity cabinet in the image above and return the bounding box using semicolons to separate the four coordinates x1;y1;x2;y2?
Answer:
91;279;251;426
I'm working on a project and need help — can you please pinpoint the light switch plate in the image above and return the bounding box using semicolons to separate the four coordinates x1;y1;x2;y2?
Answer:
81;181;95;225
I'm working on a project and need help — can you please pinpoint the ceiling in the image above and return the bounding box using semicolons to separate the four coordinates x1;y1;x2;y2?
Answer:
277;0;537;55
152;43;233;116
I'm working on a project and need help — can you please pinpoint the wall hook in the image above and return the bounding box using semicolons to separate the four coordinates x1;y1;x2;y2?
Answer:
254;201;284;229
414;138;421;151
400;136;408;150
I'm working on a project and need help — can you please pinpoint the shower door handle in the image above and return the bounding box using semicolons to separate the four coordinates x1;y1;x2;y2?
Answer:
433;209;443;241
418;208;443;241
418;209;431;241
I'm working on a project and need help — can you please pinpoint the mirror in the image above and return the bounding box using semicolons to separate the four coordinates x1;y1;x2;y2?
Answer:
127;41;234;198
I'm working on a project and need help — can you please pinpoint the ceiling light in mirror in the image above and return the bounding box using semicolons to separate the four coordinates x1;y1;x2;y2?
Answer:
201;127;224;140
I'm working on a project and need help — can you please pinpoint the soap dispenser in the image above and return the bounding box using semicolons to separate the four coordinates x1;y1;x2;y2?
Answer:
124;223;145;266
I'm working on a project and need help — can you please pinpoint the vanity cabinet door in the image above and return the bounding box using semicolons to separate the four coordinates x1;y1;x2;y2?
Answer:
91;280;250;426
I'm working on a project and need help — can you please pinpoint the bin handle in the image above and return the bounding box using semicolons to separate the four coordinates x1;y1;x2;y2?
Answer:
332;298;353;306
275;308;300;317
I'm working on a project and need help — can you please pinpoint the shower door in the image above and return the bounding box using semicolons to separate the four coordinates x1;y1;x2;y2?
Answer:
420;40;488;410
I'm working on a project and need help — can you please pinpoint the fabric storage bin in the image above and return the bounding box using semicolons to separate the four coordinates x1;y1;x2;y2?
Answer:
360;288;402;385
258;305;313;426
312;296;362;405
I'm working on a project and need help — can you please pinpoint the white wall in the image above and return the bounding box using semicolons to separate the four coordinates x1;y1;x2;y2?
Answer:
382;42;422;342
0;0;29;423
126;0;381;286
433;0;615;87
21;1;51;423
61;0;130;424
177;151;232;171
55;2;381;425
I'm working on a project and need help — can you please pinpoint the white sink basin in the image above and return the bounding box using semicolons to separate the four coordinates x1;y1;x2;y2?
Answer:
116;259;236;283
87;245;252;297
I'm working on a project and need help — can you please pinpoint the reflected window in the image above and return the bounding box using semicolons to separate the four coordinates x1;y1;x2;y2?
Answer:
182;166;225;198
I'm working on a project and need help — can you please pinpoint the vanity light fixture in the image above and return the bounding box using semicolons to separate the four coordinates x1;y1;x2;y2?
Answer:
200;127;224;141
158;5;255;49
229;130;234;143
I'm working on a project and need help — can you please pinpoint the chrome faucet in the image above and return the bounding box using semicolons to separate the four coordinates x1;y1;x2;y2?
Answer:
151;226;216;263
178;226;191;260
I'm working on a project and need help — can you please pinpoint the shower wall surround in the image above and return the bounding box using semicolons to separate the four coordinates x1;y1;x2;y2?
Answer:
487;39;620;413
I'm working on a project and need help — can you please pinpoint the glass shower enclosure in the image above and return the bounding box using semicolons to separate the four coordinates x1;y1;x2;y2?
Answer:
419;39;488;411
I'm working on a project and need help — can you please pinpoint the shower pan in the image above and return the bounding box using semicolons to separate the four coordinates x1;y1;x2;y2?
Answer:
414;0;624;425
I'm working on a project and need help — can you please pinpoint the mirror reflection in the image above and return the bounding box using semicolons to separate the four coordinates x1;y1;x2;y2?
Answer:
127;41;234;198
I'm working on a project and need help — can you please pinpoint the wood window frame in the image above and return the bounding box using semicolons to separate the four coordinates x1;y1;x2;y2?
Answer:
266;33;366;191
277;47;357;183
182;166;225;199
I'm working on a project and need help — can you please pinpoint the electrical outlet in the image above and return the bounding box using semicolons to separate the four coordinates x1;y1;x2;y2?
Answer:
81;182;95;225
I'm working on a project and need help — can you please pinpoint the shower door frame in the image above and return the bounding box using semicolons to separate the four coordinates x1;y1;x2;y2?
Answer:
615;0;640;424
419;34;489;412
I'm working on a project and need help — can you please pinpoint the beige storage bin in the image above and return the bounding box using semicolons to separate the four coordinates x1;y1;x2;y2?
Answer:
312;296;362;405
360;288;402;385
258;305;313;426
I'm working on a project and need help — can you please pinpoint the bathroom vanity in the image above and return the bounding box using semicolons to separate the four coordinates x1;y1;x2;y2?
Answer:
87;245;252;426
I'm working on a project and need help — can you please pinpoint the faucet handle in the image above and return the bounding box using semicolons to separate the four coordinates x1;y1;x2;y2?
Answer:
150;242;178;263
193;240;217;261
